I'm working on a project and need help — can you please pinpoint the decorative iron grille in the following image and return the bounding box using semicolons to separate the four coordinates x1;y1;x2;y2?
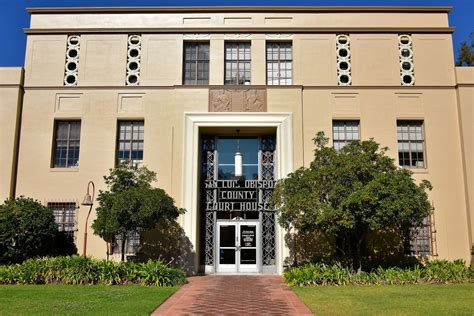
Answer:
202;136;216;266
260;135;276;265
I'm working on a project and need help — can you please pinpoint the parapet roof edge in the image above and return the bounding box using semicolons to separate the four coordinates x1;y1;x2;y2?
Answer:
26;6;453;14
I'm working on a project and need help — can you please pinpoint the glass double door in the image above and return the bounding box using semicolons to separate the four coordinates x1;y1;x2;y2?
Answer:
217;221;260;273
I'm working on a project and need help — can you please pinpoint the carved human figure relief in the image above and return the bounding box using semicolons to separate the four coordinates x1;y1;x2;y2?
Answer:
209;89;232;112
244;89;265;112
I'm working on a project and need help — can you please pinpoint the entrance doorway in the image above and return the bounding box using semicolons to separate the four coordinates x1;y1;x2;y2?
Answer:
200;131;277;274
217;221;260;273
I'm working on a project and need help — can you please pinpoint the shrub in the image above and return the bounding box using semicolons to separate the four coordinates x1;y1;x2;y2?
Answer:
0;256;186;286
0;197;58;264
284;260;473;286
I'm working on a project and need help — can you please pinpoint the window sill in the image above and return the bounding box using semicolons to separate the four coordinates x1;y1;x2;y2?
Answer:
408;168;429;174
50;167;79;172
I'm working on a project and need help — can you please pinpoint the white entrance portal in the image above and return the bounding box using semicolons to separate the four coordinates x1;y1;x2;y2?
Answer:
182;113;294;274
217;221;260;273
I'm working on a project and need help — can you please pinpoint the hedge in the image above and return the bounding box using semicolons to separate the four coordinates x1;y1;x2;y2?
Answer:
0;256;186;286
285;260;474;286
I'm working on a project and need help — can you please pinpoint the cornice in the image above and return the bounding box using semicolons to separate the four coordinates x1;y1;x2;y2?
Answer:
26;6;453;14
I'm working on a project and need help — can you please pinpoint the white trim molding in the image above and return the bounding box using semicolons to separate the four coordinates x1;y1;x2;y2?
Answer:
182;112;294;274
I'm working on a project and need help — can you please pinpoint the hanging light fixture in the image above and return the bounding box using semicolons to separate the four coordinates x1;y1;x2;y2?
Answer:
234;129;243;178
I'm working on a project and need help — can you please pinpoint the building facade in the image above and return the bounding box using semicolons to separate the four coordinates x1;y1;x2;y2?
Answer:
0;6;473;273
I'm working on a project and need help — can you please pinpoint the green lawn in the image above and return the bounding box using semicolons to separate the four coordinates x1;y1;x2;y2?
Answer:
293;283;474;315
0;285;177;315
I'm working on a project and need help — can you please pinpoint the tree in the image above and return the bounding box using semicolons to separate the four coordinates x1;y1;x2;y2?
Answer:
455;32;474;66
92;163;184;261
270;132;432;272
0;197;58;263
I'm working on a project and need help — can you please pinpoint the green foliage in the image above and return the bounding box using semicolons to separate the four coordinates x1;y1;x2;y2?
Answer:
0;197;68;264
271;132;433;270
0;256;186;286
455;32;474;66
92;163;185;260
285;260;473;286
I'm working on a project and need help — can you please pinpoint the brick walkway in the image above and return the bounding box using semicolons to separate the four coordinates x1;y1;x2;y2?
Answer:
152;275;313;315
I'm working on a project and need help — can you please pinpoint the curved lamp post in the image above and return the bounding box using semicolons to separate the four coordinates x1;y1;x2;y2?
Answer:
81;181;95;257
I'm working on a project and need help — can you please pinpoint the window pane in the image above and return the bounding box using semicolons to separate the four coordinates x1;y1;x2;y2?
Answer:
332;120;360;150
53;121;81;168
266;42;292;86
117;121;144;164
225;42;251;85
397;120;425;168
183;42;209;85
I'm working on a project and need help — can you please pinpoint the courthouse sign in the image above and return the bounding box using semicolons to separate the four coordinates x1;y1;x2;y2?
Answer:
204;180;275;212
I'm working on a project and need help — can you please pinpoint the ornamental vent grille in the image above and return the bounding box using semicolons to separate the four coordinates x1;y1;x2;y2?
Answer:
126;35;142;86
64;35;80;86
336;34;352;86
399;34;415;86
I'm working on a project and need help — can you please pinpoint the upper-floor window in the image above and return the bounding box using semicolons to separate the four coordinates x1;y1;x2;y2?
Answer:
183;42;210;85
332;120;360;150
266;42;292;85
117;121;144;165
53;121;81;168
47;202;77;238
397;120;425;168
225;42;251;85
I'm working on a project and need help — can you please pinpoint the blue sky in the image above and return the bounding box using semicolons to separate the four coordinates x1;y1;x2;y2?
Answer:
0;0;472;67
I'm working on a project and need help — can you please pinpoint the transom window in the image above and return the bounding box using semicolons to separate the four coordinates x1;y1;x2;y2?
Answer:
397;120;425;168
47;202;77;237
332;120;360;150
117;121;144;164
217;137;259;180
266;42;292;85
53;121;81;168
225;42;251;85
183;42;210;85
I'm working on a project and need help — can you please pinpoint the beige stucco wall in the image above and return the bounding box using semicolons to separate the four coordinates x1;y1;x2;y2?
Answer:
0;68;23;202
455;67;474;261
29;12;449;29
6;7;473;268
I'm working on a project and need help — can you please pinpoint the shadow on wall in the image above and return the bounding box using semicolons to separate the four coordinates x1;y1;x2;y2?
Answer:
284;230;421;270
284;231;336;268
135;219;195;275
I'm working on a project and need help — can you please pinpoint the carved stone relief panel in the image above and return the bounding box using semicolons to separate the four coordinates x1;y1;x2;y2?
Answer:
209;88;266;112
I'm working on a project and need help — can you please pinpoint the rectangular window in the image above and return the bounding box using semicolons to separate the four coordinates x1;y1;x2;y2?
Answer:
225;42;251;85
53;121;81;168
117;121;144;165
183;42;210;85
266;42;292;85
408;215;436;257
113;232;140;255
47;202;77;237
332;120;360;150
397;120;425;168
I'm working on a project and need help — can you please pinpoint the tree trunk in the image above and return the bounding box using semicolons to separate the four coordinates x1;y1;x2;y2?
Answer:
121;235;126;262
354;240;362;273
293;232;298;267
